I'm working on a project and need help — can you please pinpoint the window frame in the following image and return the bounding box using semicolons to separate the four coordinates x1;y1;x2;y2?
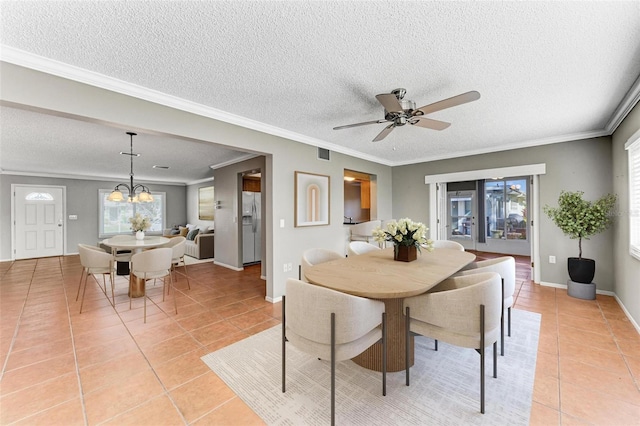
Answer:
625;129;640;261
484;177;529;241
98;189;166;238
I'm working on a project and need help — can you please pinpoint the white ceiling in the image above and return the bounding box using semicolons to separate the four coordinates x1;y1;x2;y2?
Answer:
2;1;640;184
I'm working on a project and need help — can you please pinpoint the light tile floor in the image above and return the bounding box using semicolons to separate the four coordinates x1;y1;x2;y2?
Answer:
0;252;638;425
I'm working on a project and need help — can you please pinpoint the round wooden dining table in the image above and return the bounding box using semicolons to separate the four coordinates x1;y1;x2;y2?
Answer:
101;235;169;297
304;247;476;372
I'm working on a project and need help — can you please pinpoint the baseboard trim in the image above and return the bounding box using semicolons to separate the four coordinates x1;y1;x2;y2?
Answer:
540;281;638;333
213;260;243;272
614;294;640;334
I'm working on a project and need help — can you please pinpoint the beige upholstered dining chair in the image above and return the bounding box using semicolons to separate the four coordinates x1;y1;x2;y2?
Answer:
456;256;516;356
77;244;115;313
107;234;133;265
347;241;381;257
282;278;387;425
129;248;174;323
403;272;502;414
163;236;191;291
300;248;343;282
431;240;465;251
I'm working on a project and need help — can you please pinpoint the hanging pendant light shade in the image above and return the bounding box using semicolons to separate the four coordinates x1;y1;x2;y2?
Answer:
107;132;154;203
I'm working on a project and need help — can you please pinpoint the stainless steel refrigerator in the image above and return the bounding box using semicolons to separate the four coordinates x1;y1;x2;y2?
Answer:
242;191;261;264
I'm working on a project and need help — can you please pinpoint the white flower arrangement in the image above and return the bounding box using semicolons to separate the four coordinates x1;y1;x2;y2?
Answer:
129;213;152;232
372;218;434;252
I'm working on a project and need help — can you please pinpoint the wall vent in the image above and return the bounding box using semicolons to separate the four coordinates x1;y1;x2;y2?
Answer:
317;147;330;161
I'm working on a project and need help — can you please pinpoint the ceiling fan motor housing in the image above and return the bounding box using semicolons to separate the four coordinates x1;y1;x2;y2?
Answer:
384;98;416;125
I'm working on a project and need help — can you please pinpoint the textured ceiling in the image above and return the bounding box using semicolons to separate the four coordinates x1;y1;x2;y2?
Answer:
2;1;640;183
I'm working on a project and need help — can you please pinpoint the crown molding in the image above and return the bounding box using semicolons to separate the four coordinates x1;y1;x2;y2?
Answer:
0;168;186;186
2;45;637;169
390;129;610;167
0;46;392;166
606;73;640;134
207;153;259;170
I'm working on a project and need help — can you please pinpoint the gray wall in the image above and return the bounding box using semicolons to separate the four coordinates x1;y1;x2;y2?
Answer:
203;156;266;273
0;174;186;258
612;102;640;324
0;62;392;301
4;62;636;327
392;136;615;290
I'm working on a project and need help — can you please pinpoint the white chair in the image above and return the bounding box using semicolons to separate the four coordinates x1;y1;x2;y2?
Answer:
457;256;516;356
163;236;191;291
347;241;381;257
129;248;174;323
77;244;115;313
348;220;381;243
432;240;465;251
403;272;502;414
282;278;387;425
106;234;133;274
300;248;343;282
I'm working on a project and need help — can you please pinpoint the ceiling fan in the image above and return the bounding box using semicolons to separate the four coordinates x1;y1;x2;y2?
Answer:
333;88;480;142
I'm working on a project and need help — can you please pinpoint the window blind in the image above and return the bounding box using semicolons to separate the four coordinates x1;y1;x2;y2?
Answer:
625;129;640;261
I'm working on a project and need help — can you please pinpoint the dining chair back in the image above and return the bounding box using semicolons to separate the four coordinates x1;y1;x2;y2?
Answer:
300;248;343;282
282;278;387;424
347;241;381;257
403;271;502;414
77;244;115;313
129;247;174;323
432;240;465;251
457;256;516;355
163;236;191;290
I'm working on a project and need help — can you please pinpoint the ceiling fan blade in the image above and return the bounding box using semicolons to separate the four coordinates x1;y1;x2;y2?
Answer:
375;93;404;113
333;119;387;130
410;117;451;131
413;91;480;116
372;123;396;142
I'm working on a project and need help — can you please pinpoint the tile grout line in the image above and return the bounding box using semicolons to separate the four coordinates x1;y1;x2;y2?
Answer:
0;261;30;383
59;256;91;426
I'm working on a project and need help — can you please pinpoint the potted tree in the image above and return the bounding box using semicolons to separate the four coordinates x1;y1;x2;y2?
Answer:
544;191;617;299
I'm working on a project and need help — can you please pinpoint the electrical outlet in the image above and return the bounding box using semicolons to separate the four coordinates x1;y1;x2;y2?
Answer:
283;263;288;272
549;256;556;264
287;263;292;272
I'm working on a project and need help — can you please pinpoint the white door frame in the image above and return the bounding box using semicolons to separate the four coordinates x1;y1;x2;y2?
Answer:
447;190;477;250
11;184;67;260
425;164;546;283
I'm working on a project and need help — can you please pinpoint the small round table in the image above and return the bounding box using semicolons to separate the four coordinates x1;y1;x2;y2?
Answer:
101;236;169;297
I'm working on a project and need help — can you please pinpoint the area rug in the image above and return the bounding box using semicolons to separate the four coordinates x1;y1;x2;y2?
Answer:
201;309;540;425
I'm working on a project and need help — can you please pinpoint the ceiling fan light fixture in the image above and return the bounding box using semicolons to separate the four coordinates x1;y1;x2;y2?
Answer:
399;99;416;112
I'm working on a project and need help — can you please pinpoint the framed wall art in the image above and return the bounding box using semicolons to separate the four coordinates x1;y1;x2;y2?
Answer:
295;171;330;227
198;186;215;220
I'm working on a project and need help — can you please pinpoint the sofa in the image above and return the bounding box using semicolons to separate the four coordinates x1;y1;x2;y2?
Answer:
163;225;215;259
185;232;214;259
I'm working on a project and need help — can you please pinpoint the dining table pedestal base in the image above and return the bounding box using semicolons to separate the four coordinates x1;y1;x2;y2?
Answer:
128;276;146;298
352;298;414;372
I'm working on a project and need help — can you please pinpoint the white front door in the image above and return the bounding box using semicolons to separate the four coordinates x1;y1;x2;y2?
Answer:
13;185;64;259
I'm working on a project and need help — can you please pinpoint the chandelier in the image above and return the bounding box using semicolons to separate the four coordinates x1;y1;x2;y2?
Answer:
107;132;154;203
